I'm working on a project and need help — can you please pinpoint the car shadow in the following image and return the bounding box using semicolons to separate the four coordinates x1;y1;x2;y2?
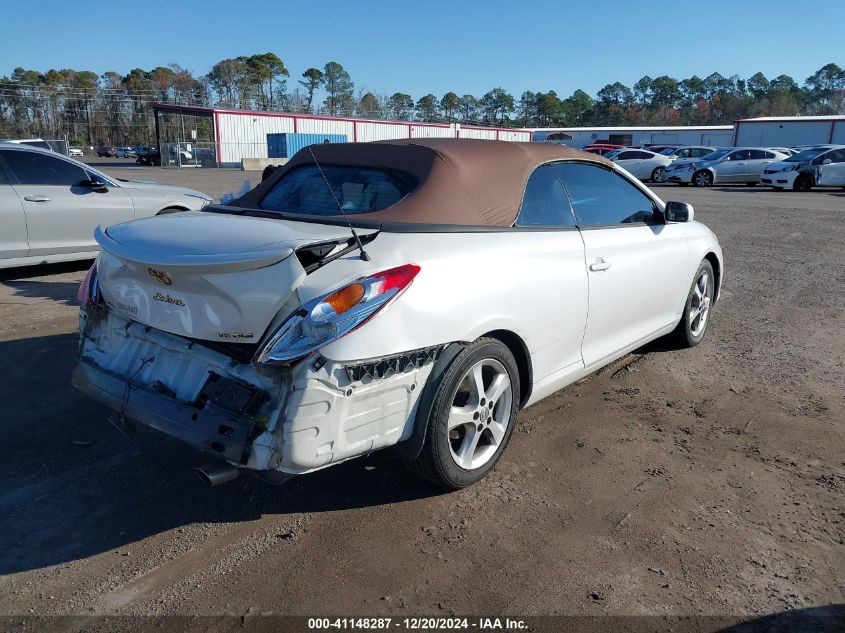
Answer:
633;336;688;354
1;279;84;306
0;260;91;282
713;186;841;195
83;160;146;169
0;333;442;576
714;604;845;632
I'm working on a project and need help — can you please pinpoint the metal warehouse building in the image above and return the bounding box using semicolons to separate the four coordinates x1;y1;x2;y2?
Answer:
153;104;531;167
531;126;734;148
733;116;845;147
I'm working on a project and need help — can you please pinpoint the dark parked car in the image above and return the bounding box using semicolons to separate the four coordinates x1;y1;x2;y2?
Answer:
96;146;116;157
135;148;161;166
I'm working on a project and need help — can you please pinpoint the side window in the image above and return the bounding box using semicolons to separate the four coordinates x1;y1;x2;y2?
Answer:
811;153;828;165
828;149;845;163
2;151;87;186
692;148;707;157
85;169;111;185
515;165;576;228
0;156;9;184
676;149;690;158
616;151;637;160
556;163;657;227
728;150;747;161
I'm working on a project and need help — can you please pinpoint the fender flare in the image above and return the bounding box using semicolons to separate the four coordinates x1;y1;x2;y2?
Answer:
392;341;466;460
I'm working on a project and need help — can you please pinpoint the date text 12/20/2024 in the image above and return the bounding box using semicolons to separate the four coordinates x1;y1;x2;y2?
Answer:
307;617;528;630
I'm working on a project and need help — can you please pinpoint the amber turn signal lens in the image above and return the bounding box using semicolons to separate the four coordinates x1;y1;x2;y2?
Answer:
324;283;365;314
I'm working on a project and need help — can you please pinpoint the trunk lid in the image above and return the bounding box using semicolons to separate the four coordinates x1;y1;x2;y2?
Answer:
95;211;372;345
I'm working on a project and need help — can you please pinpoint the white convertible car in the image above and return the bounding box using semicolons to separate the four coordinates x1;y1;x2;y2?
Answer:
73;139;723;489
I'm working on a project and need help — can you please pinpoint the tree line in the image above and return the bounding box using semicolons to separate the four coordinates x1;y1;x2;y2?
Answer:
0;54;843;146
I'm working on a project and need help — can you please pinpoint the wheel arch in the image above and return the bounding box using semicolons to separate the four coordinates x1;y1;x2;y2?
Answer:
694;167;716;185
156;205;189;215
793;171;815;190
704;251;722;302
481;329;532;408
394;329;532;461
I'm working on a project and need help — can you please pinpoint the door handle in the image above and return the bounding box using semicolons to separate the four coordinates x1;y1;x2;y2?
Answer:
24;195;51;202
589;259;611;272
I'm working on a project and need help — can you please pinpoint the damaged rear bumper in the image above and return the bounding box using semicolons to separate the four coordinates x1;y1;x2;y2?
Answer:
74;311;438;475
72;359;260;465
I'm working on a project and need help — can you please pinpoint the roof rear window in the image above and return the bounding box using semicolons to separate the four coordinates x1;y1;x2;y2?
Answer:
259;164;417;216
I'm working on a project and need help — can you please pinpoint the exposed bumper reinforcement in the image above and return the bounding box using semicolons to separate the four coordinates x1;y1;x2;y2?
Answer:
72;358;258;465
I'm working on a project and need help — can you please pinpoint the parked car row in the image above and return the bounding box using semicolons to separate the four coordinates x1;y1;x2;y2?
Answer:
663;148;788;186
659;144;845;190
96;145;150;158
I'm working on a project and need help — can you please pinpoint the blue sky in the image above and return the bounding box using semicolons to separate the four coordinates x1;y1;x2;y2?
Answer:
3;0;843;98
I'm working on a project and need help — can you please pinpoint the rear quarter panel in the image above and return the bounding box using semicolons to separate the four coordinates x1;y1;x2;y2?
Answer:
123;186;206;218
308;229;590;386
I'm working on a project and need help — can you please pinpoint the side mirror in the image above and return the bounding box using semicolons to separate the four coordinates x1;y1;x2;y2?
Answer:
80;178;109;193
822;158;832;165
665;201;694;223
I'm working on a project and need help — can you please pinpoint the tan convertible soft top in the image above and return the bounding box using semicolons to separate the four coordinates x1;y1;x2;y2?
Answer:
233;138;612;226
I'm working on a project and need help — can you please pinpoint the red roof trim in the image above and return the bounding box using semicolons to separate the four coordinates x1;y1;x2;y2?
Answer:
151;103;531;136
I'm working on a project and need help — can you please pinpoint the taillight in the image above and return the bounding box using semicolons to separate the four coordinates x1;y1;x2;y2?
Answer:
77;262;99;306
255;264;421;365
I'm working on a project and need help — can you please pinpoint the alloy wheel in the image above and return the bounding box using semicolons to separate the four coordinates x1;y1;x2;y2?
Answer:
447;359;513;470
690;270;712;337
694;171;712;187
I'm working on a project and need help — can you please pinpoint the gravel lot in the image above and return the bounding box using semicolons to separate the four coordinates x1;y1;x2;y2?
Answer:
0;164;843;629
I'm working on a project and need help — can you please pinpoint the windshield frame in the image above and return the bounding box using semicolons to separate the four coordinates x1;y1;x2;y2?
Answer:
784;147;830;162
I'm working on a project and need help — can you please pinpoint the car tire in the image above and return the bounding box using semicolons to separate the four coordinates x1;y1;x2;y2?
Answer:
673;260;715;348
156;207;187;215
651;166;666;183
693;170;713;187
407;338;519;490
793;174;813;192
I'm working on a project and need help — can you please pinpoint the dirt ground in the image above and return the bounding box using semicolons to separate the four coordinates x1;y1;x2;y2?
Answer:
0;164;843;630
